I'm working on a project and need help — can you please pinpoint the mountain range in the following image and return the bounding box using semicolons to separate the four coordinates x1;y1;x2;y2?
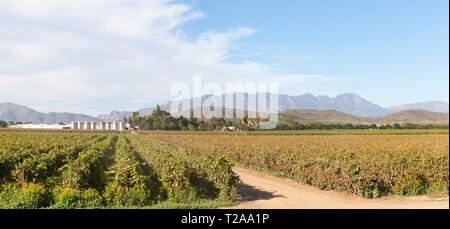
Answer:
279;109;449;124
0;103;101;124
98;93;448;120
1;93;448;124
387;101;449;113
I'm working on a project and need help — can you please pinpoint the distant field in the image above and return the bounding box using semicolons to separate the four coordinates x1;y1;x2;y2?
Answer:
142;129;449;135
2;128;448;135
0;128;117;133
151;132;449;198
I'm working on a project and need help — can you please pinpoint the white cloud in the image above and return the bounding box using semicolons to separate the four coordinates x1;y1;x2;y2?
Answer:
0;0;323;115
0;67;123;103
8;42;55;63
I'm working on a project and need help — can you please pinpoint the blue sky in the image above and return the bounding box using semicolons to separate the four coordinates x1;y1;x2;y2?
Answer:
186;0;449;105
0;0;448;115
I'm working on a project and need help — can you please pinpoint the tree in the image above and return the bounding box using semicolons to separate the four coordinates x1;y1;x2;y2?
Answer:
404;123;417;129
241;114;248;125
168;121;177;130
152;105;162;118
198;121;207;131
187;124;196;131
0;120;7;128
177;116;187;129
132;112;140;121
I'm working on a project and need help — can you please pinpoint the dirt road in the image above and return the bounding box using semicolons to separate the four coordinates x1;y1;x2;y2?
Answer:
227;167;449;209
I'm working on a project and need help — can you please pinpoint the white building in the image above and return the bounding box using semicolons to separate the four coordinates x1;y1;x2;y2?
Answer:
71;121;130;131
10;124;72;129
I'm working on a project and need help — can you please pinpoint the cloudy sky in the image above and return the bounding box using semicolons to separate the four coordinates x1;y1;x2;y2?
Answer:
0;0;448;116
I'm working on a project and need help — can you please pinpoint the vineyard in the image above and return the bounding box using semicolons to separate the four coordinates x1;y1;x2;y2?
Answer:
0;131;238;209
150;132;449;198
1;129;448;209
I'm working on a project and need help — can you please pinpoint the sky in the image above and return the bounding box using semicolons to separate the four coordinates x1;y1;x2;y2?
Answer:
0;0;448;116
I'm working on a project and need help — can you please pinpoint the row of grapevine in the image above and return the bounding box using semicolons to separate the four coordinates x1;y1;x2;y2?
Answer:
0;132;116;208
0;131;239;208
60;135;117;191
151;133;449;198
130;135;239;201
0;132;104;184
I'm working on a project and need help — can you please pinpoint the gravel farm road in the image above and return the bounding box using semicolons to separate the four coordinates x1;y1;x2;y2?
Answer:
226;167;449;209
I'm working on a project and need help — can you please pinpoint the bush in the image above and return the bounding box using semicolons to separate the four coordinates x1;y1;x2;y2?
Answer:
0;183;18;208
0;182;51;209
393;175;427;196
208;155;239;200
103;183;151;207
426;181;449;195
52;187;103;209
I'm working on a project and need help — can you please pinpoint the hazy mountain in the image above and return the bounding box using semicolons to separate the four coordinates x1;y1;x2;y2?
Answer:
97;111;133;122
388;101;449;113
279;109;370;124
0;103;100;124
277;93;389;117
96;107;166;121
375;110;449;124
279;109;449;124
98;93;448;120
127;93;389;118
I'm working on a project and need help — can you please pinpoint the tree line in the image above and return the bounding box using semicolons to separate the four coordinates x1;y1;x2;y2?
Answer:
275;118;449;130
122;105;449;131
0;121;34;128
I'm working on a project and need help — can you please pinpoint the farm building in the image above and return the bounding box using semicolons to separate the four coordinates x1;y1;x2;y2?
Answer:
71;121;130;131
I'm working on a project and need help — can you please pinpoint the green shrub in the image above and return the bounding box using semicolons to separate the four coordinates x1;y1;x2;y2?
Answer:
52;187;104;209
103;183;151;207
210;155;239;200
0;182;51;209
393;175;427;196
426;181;449;195
0;183;18;208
